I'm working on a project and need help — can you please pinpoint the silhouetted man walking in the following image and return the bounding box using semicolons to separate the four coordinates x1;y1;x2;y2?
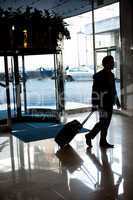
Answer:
86;55;120;148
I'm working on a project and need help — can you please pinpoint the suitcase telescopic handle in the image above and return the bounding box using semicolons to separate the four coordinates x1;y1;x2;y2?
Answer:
81;111;94;126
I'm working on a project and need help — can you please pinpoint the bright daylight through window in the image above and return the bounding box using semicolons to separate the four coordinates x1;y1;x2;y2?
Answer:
0;2;120;119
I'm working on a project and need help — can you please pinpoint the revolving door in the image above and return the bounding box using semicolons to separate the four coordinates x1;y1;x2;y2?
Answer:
0;51;65;127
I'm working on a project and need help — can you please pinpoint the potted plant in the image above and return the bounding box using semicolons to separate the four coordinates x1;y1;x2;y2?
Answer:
0;7;70;51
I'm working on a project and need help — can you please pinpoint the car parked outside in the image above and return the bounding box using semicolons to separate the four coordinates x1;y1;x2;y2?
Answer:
65;66;94;81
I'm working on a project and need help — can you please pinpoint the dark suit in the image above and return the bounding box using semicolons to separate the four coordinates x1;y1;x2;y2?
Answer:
87;69;120;143
92;69;119;110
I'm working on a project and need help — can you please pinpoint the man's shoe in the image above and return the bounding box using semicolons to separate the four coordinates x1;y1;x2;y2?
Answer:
85;134;92;148
100;142;114;148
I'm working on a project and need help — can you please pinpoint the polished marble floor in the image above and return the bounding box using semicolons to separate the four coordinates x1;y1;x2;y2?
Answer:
0;112;133;200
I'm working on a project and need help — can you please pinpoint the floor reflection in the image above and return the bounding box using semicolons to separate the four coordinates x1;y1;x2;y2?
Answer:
55;144;123;199
86;147;123;199
0;112;131;199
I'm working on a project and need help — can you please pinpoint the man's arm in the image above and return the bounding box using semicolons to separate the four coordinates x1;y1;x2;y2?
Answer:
113;75;121;109
91;76;100;110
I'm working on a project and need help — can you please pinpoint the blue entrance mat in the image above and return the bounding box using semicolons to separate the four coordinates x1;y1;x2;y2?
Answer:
11;122;89;143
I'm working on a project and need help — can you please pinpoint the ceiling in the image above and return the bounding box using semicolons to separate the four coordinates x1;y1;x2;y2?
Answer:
0;0;118;18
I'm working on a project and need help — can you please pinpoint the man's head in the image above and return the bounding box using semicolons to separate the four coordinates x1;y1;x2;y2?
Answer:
102;55;114;71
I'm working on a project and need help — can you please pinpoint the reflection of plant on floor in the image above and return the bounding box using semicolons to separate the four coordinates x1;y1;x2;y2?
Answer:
0;7;70;50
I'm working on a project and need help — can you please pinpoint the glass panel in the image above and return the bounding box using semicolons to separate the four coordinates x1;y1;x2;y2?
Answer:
63;2;120;111
8;56;17;118
64;12;94;110
94;2;121;104
0;56;15;121
54;52;65;115
19;54;57;114
0;56;8;120
96;51;107;72
110;49;121;100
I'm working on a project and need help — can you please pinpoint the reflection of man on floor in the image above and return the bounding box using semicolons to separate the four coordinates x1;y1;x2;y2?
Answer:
86;148;122;199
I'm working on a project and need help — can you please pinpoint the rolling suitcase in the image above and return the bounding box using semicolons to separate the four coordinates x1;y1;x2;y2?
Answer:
55;111;93;148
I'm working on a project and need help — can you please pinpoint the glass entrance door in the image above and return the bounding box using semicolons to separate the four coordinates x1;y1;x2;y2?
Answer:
0;56;16;127
0;51;65;125
96;48;107;72
18;52;64;118
96;47;120;80
0;56;8;121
